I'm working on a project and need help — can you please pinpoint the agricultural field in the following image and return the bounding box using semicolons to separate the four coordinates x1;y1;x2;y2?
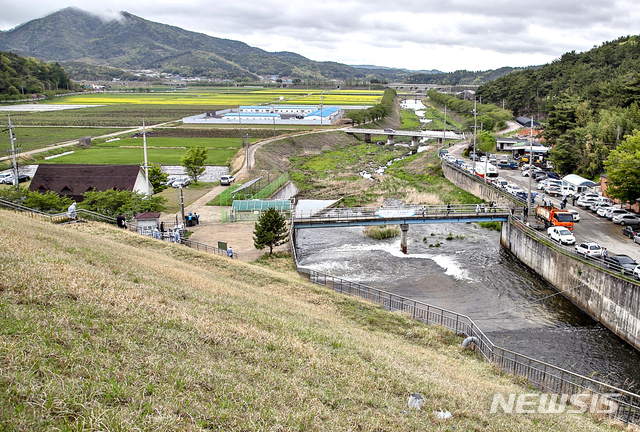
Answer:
40;137;246;166
0;127;125;153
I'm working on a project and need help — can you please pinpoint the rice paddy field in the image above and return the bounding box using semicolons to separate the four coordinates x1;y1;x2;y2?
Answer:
40;136;247;166
0;127;126;153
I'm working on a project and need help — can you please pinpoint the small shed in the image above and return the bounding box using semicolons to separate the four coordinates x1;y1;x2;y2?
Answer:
516;116;541;128
562;174;598;195
228;199;292;222
134;212;161;234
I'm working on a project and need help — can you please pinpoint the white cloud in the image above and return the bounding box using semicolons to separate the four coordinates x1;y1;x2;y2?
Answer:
1;0;639;72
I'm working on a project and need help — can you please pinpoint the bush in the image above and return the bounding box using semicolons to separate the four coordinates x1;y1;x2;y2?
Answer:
364;225;400;239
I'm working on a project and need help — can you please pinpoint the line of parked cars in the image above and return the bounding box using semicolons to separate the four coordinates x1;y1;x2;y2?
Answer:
571;239;640;279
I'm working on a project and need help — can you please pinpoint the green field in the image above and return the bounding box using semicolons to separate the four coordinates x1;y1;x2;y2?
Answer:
40;137;244;166
0;127;126;153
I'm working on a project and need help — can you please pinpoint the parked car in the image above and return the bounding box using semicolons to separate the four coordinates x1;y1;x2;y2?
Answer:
445;155;457;164
383;128;395;133
220;175;235;186
633;265;640;281
604;254;638;275
494;179;509;190
622;225;640;239
635;235;640;245
171;178;191;188
612;213;640;225
546;172;560;180
2;174;30;184
576;196;599;208
575;241;602;258
545;185;562;196
593;202;613;214
0;173;12;183
548;226;576;245
533;171;548;181
462;163;473;172
504;184;523;195
605;208;630;219
568;209;580;222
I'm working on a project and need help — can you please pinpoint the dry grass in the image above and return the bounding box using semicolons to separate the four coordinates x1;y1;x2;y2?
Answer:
0;210;625;431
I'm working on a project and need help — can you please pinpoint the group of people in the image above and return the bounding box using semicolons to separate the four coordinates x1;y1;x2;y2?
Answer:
186;212;200;227
475;202;497;214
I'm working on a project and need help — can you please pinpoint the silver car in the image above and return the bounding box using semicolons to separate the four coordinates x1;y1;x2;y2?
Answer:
612;213;640;225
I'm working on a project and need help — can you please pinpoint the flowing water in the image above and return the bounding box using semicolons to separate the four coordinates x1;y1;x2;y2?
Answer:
295;222;640;391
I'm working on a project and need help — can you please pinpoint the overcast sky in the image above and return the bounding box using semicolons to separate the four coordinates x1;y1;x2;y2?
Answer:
1;1;639;73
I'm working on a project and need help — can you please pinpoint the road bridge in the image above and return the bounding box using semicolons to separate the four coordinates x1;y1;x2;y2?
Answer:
344;128;463;145
292;204;513;253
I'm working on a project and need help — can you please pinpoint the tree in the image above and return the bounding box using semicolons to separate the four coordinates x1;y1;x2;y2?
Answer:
253;207;289;255
79;189;167;218
180;147;208;184
603;130;640;204
148;163;169;194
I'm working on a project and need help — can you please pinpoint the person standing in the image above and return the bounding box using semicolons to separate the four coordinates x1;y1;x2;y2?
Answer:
446;203;451;215
160;221;165;233
67;202;77;220
174;230;181;244
117;214;127;229
227;246;233;259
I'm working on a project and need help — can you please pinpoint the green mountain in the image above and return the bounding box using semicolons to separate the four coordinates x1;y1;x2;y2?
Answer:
403;66;529;86
476;35;640;116
0;7;411;82
0;51;72;100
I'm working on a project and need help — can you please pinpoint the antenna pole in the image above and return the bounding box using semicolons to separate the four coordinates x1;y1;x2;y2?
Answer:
7;116;20;192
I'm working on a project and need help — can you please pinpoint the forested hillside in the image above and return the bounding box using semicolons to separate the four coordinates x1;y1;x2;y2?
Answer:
0;51;73;100
404;67;526;86
476;36;640;116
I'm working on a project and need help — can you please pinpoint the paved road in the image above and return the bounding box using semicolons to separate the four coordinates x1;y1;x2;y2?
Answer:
496;167;639;261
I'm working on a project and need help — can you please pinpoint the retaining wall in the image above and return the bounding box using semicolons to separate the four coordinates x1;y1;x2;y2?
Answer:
501;221;640;351
442;162;640;352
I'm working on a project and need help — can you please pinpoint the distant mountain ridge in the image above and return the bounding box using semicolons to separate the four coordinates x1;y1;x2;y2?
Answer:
0;7;414;82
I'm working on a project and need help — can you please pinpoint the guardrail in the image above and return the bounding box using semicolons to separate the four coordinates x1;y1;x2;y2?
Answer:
290;220;640;425
182;238;238;259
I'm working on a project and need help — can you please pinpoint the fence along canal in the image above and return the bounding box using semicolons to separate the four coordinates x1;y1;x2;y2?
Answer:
290;224;640;425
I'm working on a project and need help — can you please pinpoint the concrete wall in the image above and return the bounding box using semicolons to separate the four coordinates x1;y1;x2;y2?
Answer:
271;181;299;201
442;163;520;206
501;221;640;351
443;161;640;352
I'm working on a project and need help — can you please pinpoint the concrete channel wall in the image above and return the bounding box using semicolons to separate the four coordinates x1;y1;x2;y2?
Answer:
501;221;640;351
442;163;640;351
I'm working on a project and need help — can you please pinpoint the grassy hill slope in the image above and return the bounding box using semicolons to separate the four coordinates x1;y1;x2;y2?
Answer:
0;211;619;430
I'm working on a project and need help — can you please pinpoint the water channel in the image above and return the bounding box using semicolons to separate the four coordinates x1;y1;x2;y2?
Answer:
295;222;640;391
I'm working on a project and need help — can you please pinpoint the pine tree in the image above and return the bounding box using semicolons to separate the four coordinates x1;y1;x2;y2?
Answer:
253;207;289;255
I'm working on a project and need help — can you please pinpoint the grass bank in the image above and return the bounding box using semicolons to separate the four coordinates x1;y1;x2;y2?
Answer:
0;211;620;430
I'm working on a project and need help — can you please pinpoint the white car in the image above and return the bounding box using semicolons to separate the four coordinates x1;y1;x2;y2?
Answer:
462;163;473;172
504;184;523;195
576;196;599;208
594;203;613;215
575;241;602;258
568;209;580;222
220;175;235;186
634;265;640;281
548;226;576;245
171;178;191;188
494;179;509;190
445;155;457;163
605;208;630;219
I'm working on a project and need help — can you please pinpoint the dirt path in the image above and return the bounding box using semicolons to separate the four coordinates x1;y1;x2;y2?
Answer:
176;126;348;262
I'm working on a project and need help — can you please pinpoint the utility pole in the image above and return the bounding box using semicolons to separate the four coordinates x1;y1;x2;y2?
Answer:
472;98;478;172
527;116;534;215
245;133;251;171
5;116;20;192
442;103;447;148
142;119;151;196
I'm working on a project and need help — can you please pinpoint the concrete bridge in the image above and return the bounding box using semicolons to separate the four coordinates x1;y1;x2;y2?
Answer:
292;204;512;253
344;128;463;145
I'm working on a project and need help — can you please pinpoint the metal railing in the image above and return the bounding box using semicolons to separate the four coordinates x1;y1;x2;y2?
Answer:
293;203;513;223
510;216;640;283
298;266;640;424
182;238;238;259
290;224;640;425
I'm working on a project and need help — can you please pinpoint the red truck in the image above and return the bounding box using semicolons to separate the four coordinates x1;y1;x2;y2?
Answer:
535;205;575;231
